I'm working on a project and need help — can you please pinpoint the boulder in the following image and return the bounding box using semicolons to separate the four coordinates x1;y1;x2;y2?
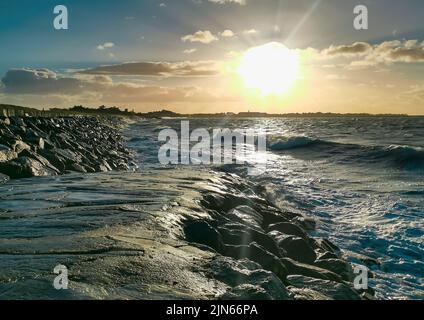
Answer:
0;147;18;162
281;257;343;283
12;140;31;154
0;172;9;184
184;220;224;253
224;242;288;281
268;222;309;240
314;259;353;281
275;235;317;264
287;275;362;300
0;156;58;178
219;223;281;257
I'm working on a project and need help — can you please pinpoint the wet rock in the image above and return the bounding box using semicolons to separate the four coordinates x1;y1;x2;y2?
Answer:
268;222;309;240
287;275;361;300
69;163;88;173
0;146;18;162
38;149;66;173
0;172;9;184
19;149;60;174
228;205;263;229
211;257;290;300
221;284;273;300
219;223;281;256
0;156;58;178
317;251;339;260
315;238;340;254
12;140;31;154
288;287;332;300
292;216;316;231
314;259;353;281
274;235;317;264
0;118;11;126
224;242;288;281
281;257;343;283
185;220;224;253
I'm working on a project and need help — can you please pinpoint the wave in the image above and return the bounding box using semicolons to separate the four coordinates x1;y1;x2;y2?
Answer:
268;136;320;150
268;135;424;171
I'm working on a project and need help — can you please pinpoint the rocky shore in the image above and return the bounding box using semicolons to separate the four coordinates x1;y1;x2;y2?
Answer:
0;116;134;181
182;173;375;300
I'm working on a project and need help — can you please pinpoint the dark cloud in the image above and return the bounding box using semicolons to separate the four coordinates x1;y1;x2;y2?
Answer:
389;47;424;62
79;61;219;77
0;68;234;104
323;42;372;57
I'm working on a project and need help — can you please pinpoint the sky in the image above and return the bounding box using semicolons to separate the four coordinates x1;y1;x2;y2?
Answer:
0;0;424;114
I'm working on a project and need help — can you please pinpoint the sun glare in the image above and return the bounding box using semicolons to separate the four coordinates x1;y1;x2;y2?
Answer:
238;42;300;96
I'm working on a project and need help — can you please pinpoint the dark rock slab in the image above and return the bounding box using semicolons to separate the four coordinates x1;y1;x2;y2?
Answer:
287;275;361;300
281;257;343;283
0;156;58;178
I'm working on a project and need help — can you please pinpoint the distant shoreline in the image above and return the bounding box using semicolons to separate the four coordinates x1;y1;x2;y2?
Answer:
0;103;420;118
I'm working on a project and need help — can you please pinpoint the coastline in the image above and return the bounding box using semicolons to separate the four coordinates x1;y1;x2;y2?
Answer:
0;115;374;300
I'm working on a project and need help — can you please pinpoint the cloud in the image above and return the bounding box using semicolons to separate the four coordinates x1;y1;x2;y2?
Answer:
220;29;236;38
0;68;234;105
1;68;111;95
183;49;197;54
159;3;167;8
322;42;372;57
208;0;246;4
243;29;259;35
97;42;115;50
310;40;424;68
181;30;218;44
79;61;219;77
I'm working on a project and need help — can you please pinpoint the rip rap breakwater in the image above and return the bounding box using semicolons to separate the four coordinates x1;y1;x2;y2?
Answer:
0;116;134;181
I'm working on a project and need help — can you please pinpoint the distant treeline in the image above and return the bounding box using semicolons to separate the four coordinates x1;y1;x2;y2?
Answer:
0;104;412;118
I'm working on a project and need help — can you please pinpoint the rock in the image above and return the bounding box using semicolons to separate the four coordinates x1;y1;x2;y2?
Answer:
0;172;9;184
12;140;31;154
19;149;60;174
292;216;316;231
0;156;58;178
268;222;309;240
185;220;224;253
317;251;339;260
288;287;332;300
69;163;88;173
0;148;18;162
224;242;288;281
1;118;11;126
219;223;281;257
228;205;263;229
275;235;317;264
38;149;66;173
211;257;290;300
221;284;273;300
287;275;362;300
314;259;353;281
315;238;340;254
281;257;343;283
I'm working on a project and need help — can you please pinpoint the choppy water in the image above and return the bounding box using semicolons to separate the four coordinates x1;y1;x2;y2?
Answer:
127;116;424;300
0;116;423;300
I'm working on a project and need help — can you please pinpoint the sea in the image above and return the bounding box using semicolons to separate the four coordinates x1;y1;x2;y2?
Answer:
0;116;423;300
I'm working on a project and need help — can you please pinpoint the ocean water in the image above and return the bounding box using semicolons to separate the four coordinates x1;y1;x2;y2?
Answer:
0;116;422;300
127;116;424;300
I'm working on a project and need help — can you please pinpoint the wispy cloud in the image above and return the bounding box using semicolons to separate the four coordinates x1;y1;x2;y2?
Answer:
97;42;115;50
181;30;218;44
79;61;219;77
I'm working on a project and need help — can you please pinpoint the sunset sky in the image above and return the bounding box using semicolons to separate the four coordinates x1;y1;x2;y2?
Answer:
1;0;424;114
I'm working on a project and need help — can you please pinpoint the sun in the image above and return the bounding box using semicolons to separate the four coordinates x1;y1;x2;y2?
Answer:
237;42;300;96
